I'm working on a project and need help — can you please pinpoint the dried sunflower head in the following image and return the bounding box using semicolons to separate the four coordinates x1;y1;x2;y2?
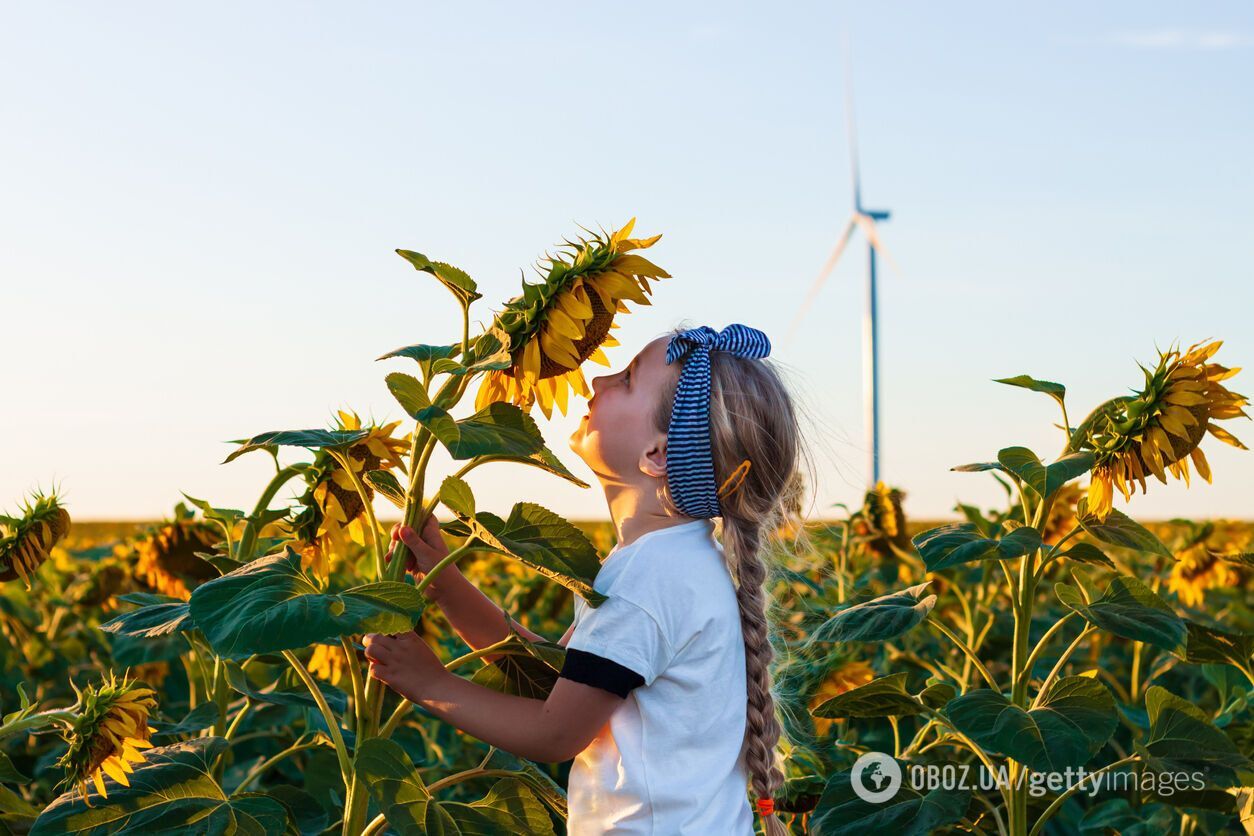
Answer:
1079;339;1248;519
475;218;670;419
0;489;71;588
133;506;220;601
56;673;157;804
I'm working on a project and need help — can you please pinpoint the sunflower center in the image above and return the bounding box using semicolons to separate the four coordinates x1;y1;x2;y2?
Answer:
537;289;615;379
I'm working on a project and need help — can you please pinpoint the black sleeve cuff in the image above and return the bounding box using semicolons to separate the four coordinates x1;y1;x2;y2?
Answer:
558;648;645;698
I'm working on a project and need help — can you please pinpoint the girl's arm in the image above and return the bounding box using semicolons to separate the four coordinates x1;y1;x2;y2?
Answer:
365;630;620;763
392;521;568;662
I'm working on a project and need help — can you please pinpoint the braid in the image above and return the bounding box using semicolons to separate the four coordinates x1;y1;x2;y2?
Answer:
725;516;789;835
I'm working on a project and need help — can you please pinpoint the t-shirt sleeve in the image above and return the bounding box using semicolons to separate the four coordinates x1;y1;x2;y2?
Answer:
560;593;675;695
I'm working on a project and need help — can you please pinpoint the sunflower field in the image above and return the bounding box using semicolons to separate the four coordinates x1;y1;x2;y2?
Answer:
2;220;1252;835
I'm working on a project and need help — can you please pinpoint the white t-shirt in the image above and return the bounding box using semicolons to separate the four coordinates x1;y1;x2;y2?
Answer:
562;518;755;835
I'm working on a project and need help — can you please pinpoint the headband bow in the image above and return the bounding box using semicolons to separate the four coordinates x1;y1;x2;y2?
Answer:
664;324;771;518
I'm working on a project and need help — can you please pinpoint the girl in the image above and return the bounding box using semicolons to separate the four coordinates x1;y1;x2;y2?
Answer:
365;323;807;835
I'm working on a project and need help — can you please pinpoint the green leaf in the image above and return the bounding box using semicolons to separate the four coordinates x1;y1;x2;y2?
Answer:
812;673;925;719
266;785;328;836
0;751;30;784
395;250;482;307
1142;686;1254;787
189;549;426;658
30;738;287;835
997;447;1095;499
452;503;606;606
945;675;1116;773
474;449;591;490
429;402;549;461
806;583;936;644
1055;542;1116;569
151;703;220;738
223;429;370;465
100;596;192;638
994;374;1066;407
1056;576;1186;652
913;523;1042;572
1176;621;1254;668
384;372;433;420
354;738;554;835
469;627;566;699
1075;499;1172;557
364;470;406;509
378;342;460;365
480;748;569;820
224;662;349;714
810;767;969;836
440;476;476;518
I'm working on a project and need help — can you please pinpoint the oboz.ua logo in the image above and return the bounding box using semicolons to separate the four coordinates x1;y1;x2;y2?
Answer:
851;752;902;803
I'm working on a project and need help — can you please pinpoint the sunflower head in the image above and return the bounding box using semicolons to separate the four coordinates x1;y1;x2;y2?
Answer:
808;659;875;736
133;505;220;601
308;643;351;686
1079;339;1248;519
57;673;157;804
294;411;409;571
475;218;671;419
0;489;71;588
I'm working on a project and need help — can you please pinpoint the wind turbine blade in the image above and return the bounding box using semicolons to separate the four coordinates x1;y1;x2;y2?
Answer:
842;30;862;212
785;217;859;343
853;214;901;275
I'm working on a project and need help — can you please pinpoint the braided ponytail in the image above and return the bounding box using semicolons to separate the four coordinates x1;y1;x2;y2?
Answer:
653;329;810;835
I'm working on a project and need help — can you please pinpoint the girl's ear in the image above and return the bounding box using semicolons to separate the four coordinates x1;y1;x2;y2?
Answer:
638;433;667;479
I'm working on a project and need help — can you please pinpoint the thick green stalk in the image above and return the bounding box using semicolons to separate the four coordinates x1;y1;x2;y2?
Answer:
0;709;77;741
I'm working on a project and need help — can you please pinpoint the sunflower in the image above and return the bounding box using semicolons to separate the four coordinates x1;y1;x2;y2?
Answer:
295;410;409;573
308;643;350;686
475;218;671;419
1167;542;1238;608
1079;339;1248;519
133;507;221;602
0;489;71;588
809;660;875;736
56;673;157;804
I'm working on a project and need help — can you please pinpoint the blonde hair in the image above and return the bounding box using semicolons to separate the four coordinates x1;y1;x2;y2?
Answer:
651;326;810;835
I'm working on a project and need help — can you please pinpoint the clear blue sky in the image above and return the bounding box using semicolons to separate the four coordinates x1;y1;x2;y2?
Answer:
3;2;1251;522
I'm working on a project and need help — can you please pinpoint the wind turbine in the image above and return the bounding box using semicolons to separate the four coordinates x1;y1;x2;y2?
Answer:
786;36;898;488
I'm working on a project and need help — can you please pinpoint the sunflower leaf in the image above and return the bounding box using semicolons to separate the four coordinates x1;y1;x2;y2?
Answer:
996;447;1096;498
447;503;605;606
223;429;370;465
805;583;936;644
809;767;969;836
1142;686;1254;787
440;476;476;518
1056;576;1186;652
100;597;193;638
1075;499;1173;557
1176;621;1254;668
396;249;482;307
912;523;1042;572
812;673;925;719
30;738;289;836
994;374;1067;407
364;470;407;509
945;676;1116;773
189;548;426;658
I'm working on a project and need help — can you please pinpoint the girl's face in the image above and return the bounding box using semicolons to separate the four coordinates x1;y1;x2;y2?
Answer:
569;335;676;481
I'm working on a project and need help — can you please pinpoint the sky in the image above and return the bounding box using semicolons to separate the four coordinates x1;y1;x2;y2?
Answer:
2;1;1252;524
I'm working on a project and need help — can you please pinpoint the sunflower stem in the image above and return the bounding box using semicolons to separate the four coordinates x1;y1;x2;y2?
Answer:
237;464;308;560
281;650;351;783
329;450;385;581
0;708;78;742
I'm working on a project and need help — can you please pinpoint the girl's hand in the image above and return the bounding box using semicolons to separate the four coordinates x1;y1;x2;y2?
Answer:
388;516;458;602
363;631;448;702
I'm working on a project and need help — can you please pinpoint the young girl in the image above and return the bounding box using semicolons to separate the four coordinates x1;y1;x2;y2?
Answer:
365;323;806;835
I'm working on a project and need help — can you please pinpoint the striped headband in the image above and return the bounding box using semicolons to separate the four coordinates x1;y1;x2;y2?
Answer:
664;324;772;519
